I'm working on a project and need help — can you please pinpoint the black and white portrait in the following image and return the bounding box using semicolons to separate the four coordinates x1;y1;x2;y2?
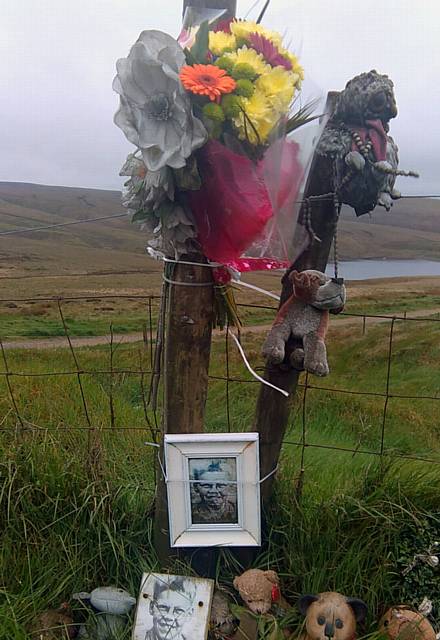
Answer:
188;457;238;525
164;433;260;547
132;573;213;640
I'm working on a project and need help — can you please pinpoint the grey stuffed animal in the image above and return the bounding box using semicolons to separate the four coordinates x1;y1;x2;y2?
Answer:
318;69;418;216
73;586;136;640
262;270;346;377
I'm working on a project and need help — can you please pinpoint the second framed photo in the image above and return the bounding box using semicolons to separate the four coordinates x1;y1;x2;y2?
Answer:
164;433;261;547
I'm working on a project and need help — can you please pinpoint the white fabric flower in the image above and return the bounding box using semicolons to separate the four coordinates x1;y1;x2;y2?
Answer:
120;154;174;213
149;203;198;258
113;30;207;171
119;154;197;257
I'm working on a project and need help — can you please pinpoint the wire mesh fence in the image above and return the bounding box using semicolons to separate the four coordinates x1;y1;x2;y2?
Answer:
1;286;440;483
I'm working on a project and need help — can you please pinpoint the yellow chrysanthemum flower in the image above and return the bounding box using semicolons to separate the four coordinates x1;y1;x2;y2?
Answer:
242;89;271;121
230;20;283;47
224;46;268;77
281;49;305;81
208;31;237;56
256;66;295;113
233;89;277;144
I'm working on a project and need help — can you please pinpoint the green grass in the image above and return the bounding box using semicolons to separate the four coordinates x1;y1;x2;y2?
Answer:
345;293;440;316
1;318;440;638
0;314;153;338
0;300;159;340
2;292;440;341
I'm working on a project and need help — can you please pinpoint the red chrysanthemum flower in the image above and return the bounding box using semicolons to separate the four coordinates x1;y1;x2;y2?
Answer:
213;17;233;33
180;64;236;102
248;32;292;70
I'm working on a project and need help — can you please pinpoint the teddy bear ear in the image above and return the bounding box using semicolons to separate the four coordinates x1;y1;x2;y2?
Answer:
263;570;279;585
289;270;300;282
298;594;319;615
346;598;368;623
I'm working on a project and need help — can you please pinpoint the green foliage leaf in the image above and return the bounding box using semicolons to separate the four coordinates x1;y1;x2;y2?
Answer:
268;625;284;640
154;199;175;220
189;20;209;64
286;98;323;134
392;516;440;623
184;48;197;66
133;179;146;194
173;158;202;191
229;604;259;621
131;208;152;223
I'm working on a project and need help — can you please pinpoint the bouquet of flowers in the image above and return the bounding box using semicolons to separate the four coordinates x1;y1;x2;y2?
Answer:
114;9;319;324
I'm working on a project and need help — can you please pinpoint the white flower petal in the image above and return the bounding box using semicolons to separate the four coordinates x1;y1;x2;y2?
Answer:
114;98;139;147
131;59;172;97
136;30;185;71
114;58;146;106
113;29;207;172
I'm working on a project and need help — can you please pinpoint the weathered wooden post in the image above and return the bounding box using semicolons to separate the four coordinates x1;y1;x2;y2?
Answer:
183;0;236;15
153;0;237;569
153;256;215;564
254;93;340;509
254;64;408;526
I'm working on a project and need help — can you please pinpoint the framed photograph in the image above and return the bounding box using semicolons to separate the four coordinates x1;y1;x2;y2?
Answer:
132;573;214;640
164;432;261;547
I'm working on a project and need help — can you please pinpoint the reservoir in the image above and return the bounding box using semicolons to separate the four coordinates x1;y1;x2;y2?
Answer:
326;260;440;281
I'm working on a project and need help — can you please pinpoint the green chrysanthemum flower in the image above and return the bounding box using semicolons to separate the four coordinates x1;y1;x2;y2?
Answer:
209;121;223;139
202;103;225;123
235;79;255;98
221;94;242;118
215;56;235;74
231;63;258;81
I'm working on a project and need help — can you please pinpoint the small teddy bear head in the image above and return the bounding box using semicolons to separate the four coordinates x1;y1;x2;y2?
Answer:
332;69;398;128
233;569;279;615
379;606;436;640
290;270;346;312
299;592;367;640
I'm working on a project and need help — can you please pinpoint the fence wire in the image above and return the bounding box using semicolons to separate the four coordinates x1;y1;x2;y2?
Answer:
0;288;439;476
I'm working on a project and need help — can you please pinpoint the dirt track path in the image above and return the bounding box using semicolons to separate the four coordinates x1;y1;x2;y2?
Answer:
2;307;440;351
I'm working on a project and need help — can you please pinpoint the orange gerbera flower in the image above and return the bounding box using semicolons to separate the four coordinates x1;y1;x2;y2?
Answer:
180;64;236;102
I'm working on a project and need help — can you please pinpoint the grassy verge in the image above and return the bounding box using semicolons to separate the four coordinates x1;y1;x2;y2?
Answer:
1;314;440;638
2;275;440;340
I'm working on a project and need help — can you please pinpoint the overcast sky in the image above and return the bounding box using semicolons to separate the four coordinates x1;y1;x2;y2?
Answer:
1;0;439;195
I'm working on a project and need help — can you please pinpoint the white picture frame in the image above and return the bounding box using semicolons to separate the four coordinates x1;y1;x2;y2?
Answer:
132;572;214;640
164;432;261;547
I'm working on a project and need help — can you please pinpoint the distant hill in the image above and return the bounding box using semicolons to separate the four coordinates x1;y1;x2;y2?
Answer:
0;182;147;278
0;182;439;280
339;198;440;260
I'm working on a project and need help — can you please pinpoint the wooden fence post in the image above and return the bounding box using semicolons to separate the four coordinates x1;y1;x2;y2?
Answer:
153;256;214;564
254;92;340;510
153;0;237;571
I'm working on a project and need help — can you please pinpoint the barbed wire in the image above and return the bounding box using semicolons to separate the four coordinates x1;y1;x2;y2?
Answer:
0;294;161;303
0;193;438;237
0;291;439;477
0;212;126;236
0;269;157;281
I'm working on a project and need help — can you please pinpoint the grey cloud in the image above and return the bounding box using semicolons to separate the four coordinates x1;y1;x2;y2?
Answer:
1;0;438;196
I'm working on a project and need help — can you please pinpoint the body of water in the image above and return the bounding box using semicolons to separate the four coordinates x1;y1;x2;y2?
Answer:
325;260;440;281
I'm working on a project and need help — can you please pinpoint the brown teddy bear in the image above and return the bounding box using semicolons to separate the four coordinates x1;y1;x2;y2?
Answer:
29;602;77;639
262;270;346;377
298;592;367;640
379;606;436;640
233;569;285;615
